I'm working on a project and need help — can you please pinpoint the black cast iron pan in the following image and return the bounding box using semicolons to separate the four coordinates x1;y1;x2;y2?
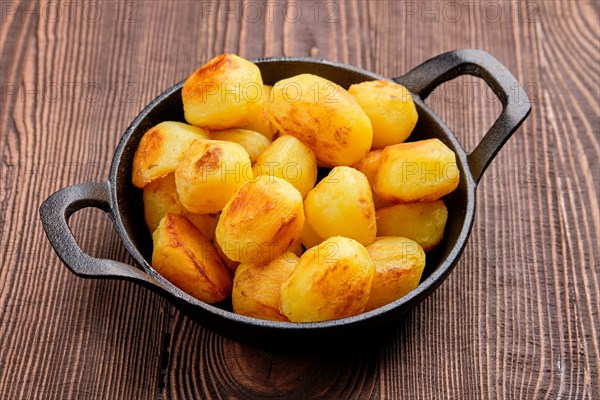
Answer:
40;49;531;347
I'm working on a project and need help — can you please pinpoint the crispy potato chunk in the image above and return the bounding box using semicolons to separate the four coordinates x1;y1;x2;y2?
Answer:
211;128;271;162
304;166;376;246
152;214;232;303
132;121;209;188
350;150;395;210
280;237;374;322
142;174;219;239
253;135;317;198
365;237;426;311
300;218;323;250
215;176;304;265
350;149;381;183
348;80;418;149
182;54;264;130
268;74;373;167
143;174;182;233
376;201;448;251
232;252;299;321
175;140;253;214
185;212;219;242
213;237;240;273
374;139;460;203
243;85;278;139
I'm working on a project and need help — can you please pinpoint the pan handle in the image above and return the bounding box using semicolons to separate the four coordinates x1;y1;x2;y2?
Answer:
39;182;165;292
393;49;531;183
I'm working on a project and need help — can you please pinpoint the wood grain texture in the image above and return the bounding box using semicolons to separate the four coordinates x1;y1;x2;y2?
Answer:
1;0;598;398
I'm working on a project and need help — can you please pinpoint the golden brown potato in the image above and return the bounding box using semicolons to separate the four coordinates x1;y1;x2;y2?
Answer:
350;150;395;210
374;139;460;203
210;128;271;162
182;54;264;130
376;200;448;251
268;74;373;167
232;252;299;321
242;85;278;139
152;214;232;303
252;135;318;198
299;218;323;250
142;174;219;239
280;236;374;322
132;121;209;188
215;176;304;265
184;211;220;242
175;140;253;214
143;174;183;233
350;149;381;183
348;80;418;149
304;166;376;246
365;237;426;311
213;237;240;273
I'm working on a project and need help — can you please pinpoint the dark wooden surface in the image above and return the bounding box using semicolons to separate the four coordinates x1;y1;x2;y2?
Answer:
1;1;599;398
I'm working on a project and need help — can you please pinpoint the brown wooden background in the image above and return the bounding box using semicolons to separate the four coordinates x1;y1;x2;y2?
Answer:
1;1;599;398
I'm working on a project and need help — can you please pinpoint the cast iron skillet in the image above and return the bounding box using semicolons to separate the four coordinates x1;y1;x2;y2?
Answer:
40;49;530;346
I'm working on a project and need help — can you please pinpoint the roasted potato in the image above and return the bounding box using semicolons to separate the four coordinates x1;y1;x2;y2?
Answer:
152;214;232;303
143;174;183;233
348;80;418;149
213;236;240;273
304;166;376;246
350;149;395;210
365;237;426;311
268;74;373;166
143;174;219;239
175;139;253;214
300;217;323;250
232;252;299;321
243;85;278;139
185;211;220;242
374;139;460;203
280;236;374;322
252;135;318;198
182;54;264;130
132;121;209;188
211;128;271;162
215;175;304;265
376;200;448;251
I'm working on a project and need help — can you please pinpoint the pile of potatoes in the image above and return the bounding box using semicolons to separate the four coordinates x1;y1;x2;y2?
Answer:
131;54;459;323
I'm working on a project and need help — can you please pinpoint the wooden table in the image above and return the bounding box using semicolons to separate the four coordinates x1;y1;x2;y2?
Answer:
2;1;598;398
